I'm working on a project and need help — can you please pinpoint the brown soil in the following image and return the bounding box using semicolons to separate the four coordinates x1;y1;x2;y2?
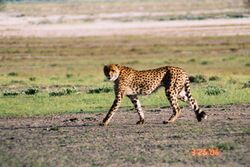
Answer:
0;104;249;167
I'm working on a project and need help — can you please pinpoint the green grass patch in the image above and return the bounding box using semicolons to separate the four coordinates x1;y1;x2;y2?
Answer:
0;81;249;117
216;142;235;151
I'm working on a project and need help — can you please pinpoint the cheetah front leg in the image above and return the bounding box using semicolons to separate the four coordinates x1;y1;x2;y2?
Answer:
127;95;145;124
100;93;123;126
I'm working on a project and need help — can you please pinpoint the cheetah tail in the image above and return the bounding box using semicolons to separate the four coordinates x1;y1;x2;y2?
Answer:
184;78;207;121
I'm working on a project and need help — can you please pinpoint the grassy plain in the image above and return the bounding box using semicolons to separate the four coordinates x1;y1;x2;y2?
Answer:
0;35;249;117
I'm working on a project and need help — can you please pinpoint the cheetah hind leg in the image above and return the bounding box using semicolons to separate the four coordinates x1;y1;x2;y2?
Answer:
163;93;181;124
127;95;145;125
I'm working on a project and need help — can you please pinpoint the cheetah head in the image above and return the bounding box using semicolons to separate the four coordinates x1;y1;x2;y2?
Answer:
103;64;120;81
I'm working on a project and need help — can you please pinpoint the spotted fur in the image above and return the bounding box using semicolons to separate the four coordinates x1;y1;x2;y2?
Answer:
100;64;207;126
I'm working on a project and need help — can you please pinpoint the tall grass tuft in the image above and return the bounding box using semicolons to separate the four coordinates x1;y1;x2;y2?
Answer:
205;86;226;96
29;77;36;81
8;72;18;76
209;76;220;81
24;88;39;95
3;90;19;96
49;91;66;97
189;75;207;83
49;87;78;96
242;81;250;88
88;87;113;94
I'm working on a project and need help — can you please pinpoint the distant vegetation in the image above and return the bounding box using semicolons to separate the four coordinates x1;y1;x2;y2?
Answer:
0;0;6;11
1;0;249;21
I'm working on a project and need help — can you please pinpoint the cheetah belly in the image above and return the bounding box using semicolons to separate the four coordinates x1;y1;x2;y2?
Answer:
125;87;136;95
125;84;160;96
139;85;161;95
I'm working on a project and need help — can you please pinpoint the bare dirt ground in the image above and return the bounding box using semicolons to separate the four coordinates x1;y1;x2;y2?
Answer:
0;104;249;166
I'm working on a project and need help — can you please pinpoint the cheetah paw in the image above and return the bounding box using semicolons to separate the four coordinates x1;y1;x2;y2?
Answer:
99;122;108;126
163;120;173;124
136;120;145;125
163;121;169;124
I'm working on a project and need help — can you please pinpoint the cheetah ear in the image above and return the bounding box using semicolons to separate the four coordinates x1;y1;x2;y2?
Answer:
103;65;109;72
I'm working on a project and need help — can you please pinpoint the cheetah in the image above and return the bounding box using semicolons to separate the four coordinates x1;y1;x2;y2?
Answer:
100;64;207;126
